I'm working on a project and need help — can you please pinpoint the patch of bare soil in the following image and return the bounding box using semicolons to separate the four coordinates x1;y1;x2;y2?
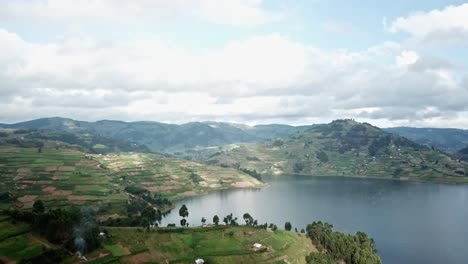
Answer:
18;195;37;203
42;186;57;193
58;166;75;172
52;190;73;196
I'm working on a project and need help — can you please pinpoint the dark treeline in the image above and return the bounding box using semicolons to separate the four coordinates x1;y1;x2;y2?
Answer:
306;221;381;264
2;201;102;263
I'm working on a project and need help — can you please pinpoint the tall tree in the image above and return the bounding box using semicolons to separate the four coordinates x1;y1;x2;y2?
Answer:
213;215;219;225
285;221;292;231
32;200;45;214
179;204;188;227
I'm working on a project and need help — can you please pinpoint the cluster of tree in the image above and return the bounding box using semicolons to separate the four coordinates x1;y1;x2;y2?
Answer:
306;221;381;264
293;162;305;173
368;135;391;156
3;200;101;255
0;192;14;203
125;186;172;211
238;168;262;181
190;171;203;183
316;150;329;163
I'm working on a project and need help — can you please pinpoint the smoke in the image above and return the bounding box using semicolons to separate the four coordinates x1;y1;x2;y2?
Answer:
73;207;98;255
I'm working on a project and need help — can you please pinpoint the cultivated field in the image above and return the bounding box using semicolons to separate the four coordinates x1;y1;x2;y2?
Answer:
76;226;316;264
0;147;264;218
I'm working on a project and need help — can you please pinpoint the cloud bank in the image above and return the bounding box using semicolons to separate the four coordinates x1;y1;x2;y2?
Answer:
0;1;467;128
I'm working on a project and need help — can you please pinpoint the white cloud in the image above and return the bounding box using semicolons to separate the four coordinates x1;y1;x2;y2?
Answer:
396;50;419;67
0;0;284;27
387;3;468;45
0;0;468;128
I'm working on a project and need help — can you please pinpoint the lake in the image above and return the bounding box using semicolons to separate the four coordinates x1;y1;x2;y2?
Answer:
161;176;468;264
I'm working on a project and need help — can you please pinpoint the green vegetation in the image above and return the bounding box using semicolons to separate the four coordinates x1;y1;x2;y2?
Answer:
0;127;149;154
457;146;468;162
385;127;468;153
0;146;263;219
208;119;468;184
94;225;316;264
0;117;313;155
306;221;381;264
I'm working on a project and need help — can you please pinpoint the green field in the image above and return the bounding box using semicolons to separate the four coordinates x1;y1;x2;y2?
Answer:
0;218;47;263
0;147;264;219
81;226;316;264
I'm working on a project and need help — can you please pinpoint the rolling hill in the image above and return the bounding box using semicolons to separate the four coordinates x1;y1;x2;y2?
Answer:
385;127;468;153
207;119;468;184
0;117;312;155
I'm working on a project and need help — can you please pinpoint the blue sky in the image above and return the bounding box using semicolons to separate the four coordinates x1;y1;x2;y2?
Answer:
0;0;467;127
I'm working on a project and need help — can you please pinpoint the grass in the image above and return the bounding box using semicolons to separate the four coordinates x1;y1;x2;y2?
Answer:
0;221;45;262
90;226;316;264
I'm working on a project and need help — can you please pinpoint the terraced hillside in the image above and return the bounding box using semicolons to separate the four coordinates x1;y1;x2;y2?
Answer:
208;119;468;184
0;147;264;218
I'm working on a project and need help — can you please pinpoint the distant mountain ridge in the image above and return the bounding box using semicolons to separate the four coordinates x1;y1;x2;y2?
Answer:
0;117;313;154
384;127;468;153
207;119;468;183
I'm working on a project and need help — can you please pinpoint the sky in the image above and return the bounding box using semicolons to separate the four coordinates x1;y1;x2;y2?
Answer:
0;0;468;128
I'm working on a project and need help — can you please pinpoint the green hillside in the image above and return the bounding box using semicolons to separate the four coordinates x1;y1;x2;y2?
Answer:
457;146;468;161
0;146;264;219
208;119;468;184
0;128;149;154
0;117;312;155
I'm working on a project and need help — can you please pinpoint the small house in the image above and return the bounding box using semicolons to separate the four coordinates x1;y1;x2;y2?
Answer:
252;243;266;252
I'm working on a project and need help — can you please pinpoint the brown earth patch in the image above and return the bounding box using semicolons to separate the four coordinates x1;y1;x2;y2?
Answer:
45;166;58;171
58;166;75;171
52;190;73;196
42;186;57;193
17;168;31;173
18;195;37;203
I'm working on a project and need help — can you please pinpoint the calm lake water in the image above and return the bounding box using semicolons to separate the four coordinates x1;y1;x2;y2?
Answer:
162;176;468;264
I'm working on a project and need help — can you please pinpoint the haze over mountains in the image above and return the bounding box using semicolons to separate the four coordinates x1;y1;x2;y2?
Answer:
1;117;468;155
0;117;313;155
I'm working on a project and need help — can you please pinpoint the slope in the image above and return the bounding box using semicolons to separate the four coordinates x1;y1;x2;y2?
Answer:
208;119;468;184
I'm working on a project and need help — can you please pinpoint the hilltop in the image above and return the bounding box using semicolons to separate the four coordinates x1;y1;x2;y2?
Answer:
207;119;468;184
0;117;312;156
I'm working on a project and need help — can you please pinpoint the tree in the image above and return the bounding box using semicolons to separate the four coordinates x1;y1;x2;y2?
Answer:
179;204;188;227
179;204;189;218
243;213;253;226
201;217;206;225
213;215;219;225
285;221;292;231
33;200;45;214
